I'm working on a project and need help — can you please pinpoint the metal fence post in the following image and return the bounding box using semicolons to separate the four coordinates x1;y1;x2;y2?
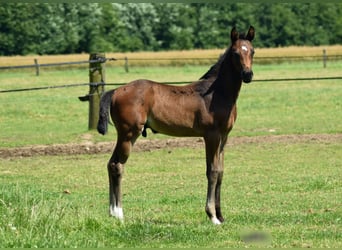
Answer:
88;53;105;130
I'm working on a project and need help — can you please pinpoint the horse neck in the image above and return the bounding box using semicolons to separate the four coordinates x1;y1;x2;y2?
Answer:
214;52;243;103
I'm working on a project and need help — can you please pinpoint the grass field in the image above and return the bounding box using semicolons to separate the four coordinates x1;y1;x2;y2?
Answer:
0;141;341;247
0;47;341;247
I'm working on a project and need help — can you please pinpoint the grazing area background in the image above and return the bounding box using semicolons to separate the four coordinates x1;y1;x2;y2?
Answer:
0;46;341;247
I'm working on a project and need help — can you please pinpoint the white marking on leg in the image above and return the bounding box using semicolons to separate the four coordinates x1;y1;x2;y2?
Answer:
110;205;124;221
241;45;248;52
211;217;222;225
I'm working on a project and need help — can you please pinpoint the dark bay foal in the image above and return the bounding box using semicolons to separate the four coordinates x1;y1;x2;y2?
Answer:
97;26;255;224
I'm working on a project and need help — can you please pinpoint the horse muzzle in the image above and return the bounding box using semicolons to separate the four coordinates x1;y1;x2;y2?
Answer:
241;69;253;83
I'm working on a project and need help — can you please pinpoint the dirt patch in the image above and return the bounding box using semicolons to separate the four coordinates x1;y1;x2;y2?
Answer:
0;134;341;159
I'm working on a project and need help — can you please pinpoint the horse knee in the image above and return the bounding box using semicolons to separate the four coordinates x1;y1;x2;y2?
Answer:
206;169;223;181
108;161;124;177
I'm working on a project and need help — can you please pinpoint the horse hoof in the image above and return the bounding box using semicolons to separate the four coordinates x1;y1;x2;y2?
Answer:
109;205;124;221
211;217;222;225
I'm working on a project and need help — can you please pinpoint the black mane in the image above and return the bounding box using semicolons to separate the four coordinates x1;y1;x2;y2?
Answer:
199;48;230;80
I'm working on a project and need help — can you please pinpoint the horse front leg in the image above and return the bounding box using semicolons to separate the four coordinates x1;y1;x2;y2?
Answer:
204;134;226;225
214;150;224;223
206;169;223;225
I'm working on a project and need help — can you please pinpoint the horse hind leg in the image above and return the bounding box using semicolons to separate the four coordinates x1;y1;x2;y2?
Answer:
107;133;139;221
108;161;124;220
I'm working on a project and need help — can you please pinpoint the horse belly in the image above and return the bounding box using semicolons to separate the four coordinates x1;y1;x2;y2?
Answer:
147;112;201;137
148;98;204;137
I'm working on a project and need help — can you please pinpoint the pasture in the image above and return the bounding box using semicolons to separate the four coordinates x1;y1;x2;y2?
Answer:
0;47;341;247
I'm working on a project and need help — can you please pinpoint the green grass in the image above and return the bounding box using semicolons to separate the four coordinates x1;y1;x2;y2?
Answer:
0;60;341;147
0;141;341;247
235;80;342;136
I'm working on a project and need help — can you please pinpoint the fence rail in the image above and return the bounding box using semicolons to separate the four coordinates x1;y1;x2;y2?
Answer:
0;57;116;76
113;55;342;61
1;76;342;94
1;54;341;75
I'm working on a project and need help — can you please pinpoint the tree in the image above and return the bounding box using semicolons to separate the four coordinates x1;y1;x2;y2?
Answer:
113;3;159;51
0;3;43;55
0;3;341;55
152;4;194;50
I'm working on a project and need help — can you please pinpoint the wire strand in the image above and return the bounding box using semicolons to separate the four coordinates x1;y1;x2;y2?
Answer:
1;76;341;94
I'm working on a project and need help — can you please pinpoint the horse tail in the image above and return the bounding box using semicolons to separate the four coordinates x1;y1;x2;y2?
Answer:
97;89;115;135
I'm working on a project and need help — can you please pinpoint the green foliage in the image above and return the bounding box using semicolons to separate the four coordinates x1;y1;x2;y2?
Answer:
0;3;341;55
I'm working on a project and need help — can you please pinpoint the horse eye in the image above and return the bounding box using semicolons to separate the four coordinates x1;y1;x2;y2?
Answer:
233;51;240;58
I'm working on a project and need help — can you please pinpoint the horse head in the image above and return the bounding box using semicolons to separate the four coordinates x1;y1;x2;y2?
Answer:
230;26;255;83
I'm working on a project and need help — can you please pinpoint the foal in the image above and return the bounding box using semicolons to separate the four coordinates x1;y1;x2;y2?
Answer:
97;26;255;225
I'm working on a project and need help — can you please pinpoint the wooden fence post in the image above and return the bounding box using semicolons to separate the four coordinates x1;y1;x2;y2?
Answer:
34;58;40;76
88;53;105;130
323;49;327;68
125;56;129;73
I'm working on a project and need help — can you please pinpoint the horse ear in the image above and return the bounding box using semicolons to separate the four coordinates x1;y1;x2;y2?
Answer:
231;27;239;43
246;25;255;41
